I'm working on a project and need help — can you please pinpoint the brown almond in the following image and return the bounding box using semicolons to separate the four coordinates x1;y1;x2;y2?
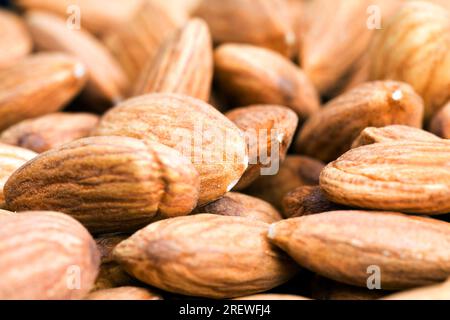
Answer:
320;141;450;214
4;136;200;233
133;19;213;101
268;211;450;289
0;53;87;131
0;112;99;153
0;211;100;299
94;93;248;205
226;105;299;190
430;101;450;139
214;44;320;120
295;81;425;163
113;214;298;299
86;286;163;300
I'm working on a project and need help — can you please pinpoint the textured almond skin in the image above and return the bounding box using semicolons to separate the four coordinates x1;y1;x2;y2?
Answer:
352;125;441;149
194;0;295;57
15;0;144;35
0;211;100;299
103;0;186;83
226;105;299;190
320;141;450;214
430;101;450;139
133;19;213;101
0;53;87;132
246;155;325;211
86;286;162;300
26;11;129;106
4;136;200;233
370;2;450;120
269;211;450;289
113;214;298;299
197;192;283;224
384;279;450;300
0;143;37;208
94;93;247;205
0;9;32;68
295;81;425;163
0;113;99;153
215;44;320;120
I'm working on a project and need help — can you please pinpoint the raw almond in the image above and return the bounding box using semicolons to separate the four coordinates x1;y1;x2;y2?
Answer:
268;211;450;289
94;93;248;205
214;44;320;120
430;101;450;139
0;53;87;131
0;211;100;299
295;81;425;162
320;141;450;214
0;112;99;153
113;214;298;298
4;136;200;233
86;286;162;300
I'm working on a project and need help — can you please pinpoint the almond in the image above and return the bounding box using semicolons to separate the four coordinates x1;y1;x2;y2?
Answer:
113;214;298;299
295;81;425;162
0;112;99;153
430;101;450;139
320;141;450;214
26;11;129;107
194;0;296;57
94;93;248;205
133;18;213;101
268;211;450;289
4;136;200;233
0;53;87;131
225;105;298;189
86;286;163;300
383;279;450;300
0;9;32;68
214;44;320;120
236;294;309;300
0;211;100;299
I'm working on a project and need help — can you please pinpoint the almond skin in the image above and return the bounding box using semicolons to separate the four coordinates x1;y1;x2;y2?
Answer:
4;136;200;233
352;125;441;149
0;211;100;299
268;211;450;289
430;101;450;139
133;18;213;101
226;105;299;190
26;11;129;107
383;279;450;300
0;53;87;132
236;294;309;300
0;113;99;153
370;1;450;120
215;44;320;120
113;214;298;299
197;192;283;224
320;141;450;215
86;286;162;300
0;9;32;68
94;93;248;205
295;81;425;163
194;0;295;57
0;143;37;208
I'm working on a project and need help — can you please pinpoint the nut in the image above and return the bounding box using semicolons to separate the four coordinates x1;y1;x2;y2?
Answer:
383;279;450;300
86;286;163;300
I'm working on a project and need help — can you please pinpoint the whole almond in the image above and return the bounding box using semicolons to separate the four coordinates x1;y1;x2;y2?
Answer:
133;19;213;101
194;0;295;57
384;279;450;300
320;141;450;214
86;286;162;300
0;143;37;208
26;11;129;107
430;101;450;139
370;1;450;120
226;105;299;190
0;9;32;68
94;93;248;205
113;214;298;298
0;211;100;299
295;81;425;163
0;53;87;132
352;125;441;149
197;192;283;224
214;44;320;120
268;211;450;289
0;113;99;153
4;136;200;233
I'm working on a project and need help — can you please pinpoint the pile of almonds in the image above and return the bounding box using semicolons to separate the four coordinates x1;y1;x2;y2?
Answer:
0;0;450;300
